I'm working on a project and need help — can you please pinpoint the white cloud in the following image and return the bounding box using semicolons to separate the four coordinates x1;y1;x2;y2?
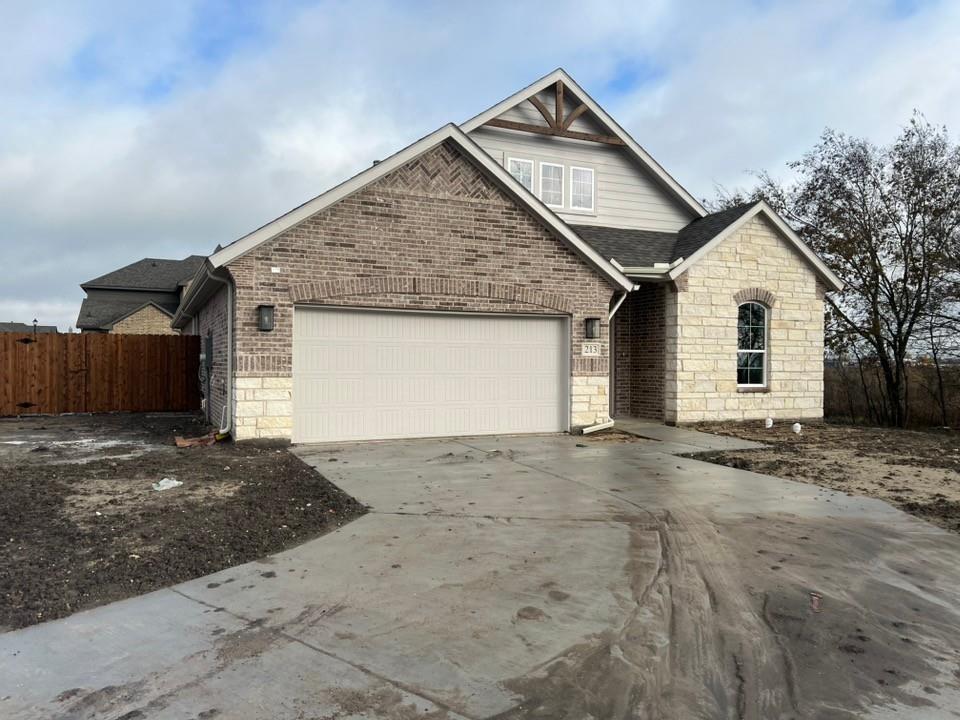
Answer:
0;0;957;329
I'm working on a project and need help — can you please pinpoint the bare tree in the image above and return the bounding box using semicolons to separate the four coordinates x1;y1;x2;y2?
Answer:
716;114;960;427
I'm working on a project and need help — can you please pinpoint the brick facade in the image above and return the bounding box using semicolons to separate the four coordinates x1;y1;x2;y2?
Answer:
195;285;229;428
110;305;178;335
220;141;617;439
612;283;666;420
664;215;826;423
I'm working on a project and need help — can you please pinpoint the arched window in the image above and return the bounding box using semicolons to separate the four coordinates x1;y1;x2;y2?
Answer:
737;302;767;387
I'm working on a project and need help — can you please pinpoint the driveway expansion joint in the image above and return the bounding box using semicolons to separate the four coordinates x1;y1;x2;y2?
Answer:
168;588;477;719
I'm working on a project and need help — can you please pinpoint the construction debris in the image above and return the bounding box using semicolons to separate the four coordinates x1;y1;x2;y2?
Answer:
152;478;183;491
175;431;218;448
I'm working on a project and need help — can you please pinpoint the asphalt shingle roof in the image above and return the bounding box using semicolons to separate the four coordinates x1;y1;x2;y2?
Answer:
76;297;179;331
0;322;58;333
81;255;206;291
573;202;759;272
570;226;678;268
671;203;757;264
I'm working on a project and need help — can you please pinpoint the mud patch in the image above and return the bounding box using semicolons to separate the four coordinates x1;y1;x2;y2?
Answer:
0;413;366;630
327;686;450;719
695;420;960;533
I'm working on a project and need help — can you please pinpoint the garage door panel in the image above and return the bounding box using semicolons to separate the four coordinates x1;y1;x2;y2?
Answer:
293;308;568;443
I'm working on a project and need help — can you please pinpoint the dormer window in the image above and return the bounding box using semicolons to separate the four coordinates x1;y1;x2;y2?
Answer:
507;158;533;192
570;166;594;211
540;162;564;208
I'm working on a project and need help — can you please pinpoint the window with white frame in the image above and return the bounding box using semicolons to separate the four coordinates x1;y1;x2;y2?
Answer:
540;162;564;207
570;166;594;211
507;158;533;192
737;302;767;386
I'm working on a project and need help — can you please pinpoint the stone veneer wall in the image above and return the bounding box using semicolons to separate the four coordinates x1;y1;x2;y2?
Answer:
664;215;826;423
110;305;178;335
612;283;665;420
221;141;617;439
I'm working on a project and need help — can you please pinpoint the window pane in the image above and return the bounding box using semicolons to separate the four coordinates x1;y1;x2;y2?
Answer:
541;164;563;206
751;303;766;327
750;324;765;350
749;368;764;385
738;304;751;327
737;367;750;385
571;167;594;210
508;159;533;192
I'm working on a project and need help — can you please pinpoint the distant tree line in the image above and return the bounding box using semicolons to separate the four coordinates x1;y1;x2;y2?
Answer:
715;113;960;428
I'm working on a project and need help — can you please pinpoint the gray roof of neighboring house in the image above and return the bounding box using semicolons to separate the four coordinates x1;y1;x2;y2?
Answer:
0;321;58;333
573;202;759;270
81;255;206;291
76;298;179;331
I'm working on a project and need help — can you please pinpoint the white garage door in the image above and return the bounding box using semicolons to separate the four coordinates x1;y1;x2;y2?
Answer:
293;307;569;443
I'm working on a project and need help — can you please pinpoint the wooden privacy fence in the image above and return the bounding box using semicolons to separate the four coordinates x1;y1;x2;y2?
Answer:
0;333;201;416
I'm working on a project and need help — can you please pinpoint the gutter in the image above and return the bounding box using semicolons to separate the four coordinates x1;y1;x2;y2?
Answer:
608;257;684;283
174;264;234;436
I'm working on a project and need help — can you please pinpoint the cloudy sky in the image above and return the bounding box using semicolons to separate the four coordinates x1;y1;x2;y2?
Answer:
2;0;958;330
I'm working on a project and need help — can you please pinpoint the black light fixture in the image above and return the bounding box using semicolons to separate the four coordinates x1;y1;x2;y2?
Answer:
257;305;275;331
585;317;601;339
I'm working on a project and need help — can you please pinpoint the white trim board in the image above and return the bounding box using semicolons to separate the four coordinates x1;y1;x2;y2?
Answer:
460;68;707;220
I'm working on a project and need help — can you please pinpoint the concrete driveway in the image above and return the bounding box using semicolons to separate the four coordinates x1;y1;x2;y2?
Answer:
3;429;960;719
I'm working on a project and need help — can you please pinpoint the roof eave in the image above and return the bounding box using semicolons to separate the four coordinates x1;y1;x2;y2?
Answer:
207;123;633;293
667;202;845;292
171;261;227;329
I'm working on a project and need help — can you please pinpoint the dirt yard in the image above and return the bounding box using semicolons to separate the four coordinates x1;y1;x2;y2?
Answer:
695;420;960;533
0;413;365;631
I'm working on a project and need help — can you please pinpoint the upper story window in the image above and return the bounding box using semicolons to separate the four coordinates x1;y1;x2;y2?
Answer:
570;166;594;211
540;162;564;208
507;158;533;192
737;302;767;387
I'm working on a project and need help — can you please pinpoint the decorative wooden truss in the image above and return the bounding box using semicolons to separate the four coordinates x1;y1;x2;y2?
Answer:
483;80;625;146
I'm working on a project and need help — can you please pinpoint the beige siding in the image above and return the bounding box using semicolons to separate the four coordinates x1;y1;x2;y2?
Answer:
470;127;694;232
664;216;826;423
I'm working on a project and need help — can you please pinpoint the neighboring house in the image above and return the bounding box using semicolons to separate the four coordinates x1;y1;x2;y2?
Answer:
77;256;205;334
0;322;57;334
173;69;843;443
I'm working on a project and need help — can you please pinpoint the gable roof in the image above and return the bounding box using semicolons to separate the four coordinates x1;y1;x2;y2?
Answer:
668;201;844;291
460;68;707;221
0;321;57;334
574;201;844;291
203;123;634;291
77;297;178;331
82;255;206;292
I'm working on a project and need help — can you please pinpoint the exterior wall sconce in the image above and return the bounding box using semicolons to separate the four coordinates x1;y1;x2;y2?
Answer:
585;317;601;339
257;305;275;331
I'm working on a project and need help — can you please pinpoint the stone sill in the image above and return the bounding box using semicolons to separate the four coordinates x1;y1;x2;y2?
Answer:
737;386;770;394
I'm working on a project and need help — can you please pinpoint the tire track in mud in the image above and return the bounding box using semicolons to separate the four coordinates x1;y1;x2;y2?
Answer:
496;509;800;720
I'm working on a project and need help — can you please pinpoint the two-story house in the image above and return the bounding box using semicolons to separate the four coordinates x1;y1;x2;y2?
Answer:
172;69;843;442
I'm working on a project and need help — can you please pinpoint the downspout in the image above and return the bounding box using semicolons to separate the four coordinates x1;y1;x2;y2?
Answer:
581;288;633;435
204;269;234;436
